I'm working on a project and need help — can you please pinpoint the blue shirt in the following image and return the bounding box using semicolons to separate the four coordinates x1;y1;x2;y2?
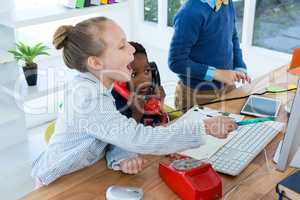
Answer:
168;0;247;90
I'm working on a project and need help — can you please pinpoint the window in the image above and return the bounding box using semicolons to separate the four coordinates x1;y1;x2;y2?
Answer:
167;0;244;38
167;0;186;27
144;0;158;23
253;0;300;53
233;0;245;41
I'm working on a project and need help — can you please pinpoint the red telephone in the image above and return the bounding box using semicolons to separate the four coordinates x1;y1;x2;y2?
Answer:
159;157;222;200
113;81;162;116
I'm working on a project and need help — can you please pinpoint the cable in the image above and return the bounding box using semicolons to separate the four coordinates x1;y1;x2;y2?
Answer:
165;87;295;198
167;88;297;114
166;87;295;197
223;149;276;200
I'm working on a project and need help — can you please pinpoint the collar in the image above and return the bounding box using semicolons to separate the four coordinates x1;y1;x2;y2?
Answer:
200;0;229;11
78;72;113;97
200;0;216;9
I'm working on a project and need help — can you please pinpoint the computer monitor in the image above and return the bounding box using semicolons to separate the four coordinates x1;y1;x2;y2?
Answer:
274;78;300;171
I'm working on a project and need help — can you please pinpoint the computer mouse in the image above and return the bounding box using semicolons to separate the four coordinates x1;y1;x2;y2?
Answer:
106;185;144;200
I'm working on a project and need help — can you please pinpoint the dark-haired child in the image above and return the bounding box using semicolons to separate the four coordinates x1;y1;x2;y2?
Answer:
112;42;167;126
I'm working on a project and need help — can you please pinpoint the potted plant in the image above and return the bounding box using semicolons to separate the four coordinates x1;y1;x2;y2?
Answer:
8;42;50;86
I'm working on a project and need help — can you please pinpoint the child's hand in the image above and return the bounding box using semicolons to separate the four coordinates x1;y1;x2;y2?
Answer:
240;72;251;84
204;116;238;139
128;93;145;122
119;157;147;174
154;86;166;110
214;69;251;85
154;86;166;101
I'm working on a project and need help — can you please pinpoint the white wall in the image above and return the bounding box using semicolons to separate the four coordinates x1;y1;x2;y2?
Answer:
15;2;132;58
130;0;173;50
0;1;14;13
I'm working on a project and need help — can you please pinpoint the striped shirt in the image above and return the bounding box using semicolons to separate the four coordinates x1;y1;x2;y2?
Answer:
31;72;206;185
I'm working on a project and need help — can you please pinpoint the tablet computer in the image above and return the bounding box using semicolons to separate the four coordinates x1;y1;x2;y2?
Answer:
241;95;281;117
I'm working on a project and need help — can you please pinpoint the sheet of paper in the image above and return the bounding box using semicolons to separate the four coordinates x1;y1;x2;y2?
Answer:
180;106;244;122
288;84;297;90
177;106;244;160
267;85;286;93
180;131;236;160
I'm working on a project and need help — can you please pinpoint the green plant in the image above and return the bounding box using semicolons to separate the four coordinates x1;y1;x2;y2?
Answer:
167;0;186;27
8;42;50;66
144;0;158;23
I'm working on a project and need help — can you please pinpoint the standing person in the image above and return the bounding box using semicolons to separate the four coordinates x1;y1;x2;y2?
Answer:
169;0;251;112
32;16;237;187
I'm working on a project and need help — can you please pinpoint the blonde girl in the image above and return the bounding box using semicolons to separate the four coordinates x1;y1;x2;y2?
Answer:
32;17;237;187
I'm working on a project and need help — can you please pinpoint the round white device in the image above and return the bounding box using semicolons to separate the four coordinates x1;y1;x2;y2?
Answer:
106;185;144;200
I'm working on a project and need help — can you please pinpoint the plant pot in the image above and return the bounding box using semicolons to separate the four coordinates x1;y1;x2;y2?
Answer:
22;63;37;86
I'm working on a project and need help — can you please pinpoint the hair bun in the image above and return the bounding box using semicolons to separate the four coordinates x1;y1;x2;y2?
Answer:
53;25;74;50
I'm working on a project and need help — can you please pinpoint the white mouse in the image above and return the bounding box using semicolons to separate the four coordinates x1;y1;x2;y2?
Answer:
106;185;144;200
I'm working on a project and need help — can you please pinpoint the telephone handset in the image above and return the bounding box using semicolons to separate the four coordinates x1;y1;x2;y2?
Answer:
113;62;162;115
113;82;162;115
149;61;161;87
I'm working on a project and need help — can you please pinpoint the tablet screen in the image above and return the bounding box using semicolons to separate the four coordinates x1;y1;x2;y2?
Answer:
242;96;280;117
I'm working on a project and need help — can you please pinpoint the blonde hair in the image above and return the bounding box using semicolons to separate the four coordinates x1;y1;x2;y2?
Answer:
53;17;111;72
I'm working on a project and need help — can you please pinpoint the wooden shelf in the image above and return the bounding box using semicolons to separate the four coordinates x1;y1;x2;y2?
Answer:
0;1;128;28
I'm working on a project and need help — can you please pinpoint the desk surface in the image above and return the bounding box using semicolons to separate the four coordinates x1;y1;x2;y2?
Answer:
22;65;299;200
